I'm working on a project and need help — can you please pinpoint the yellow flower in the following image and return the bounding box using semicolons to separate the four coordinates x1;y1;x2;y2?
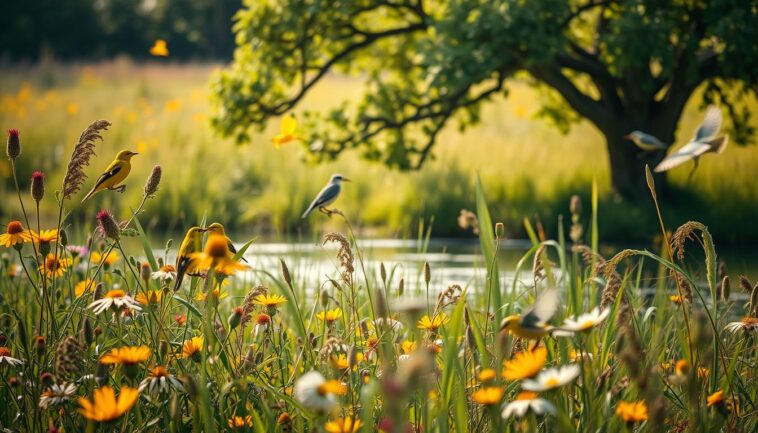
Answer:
317;308;343;324
0;221;33;247
92;251;119;266
707;390;725;407
502;348;547;380
477;368;497;382
674;359;689;376
77;386;139;422
669;295;684;304
180;336;203;360
417;312;448;331
194;287;228;301
615;400;648;423
324;417;362;433
38;253;73;278
149;39;169;57
135;290;162;305
66;102;79;116
272;114;302;148
228;415;253;429
317;380;347;396
330;354;350;370
190;234;247;276
471;386;504;405
253;293;287;308
100;346;151;365
401;341;417;354
75;279;95;297
30;229;59;244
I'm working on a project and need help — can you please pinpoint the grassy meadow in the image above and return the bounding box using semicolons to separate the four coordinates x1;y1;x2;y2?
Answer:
1;61;758;432
1;61;758;243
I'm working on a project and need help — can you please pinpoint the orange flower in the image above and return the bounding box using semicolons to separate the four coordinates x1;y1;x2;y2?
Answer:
616;400;648;423
502;348;547;380
77;386;139;422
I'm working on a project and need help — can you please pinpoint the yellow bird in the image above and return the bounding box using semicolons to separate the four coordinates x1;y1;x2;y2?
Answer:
205;223;248;263
500;289;560;340
272;114;302;148
81;150;138;203
174;226;205;291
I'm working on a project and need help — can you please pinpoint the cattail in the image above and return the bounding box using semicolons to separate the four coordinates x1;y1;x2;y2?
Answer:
570;195;582;216
380;262;387;283
93;283;103;300
739;275;753;293
96;210;120;241
6;129;20;159
30;171;45;202
280;258;292;286
398;278;404;296
82;318;93;345
320;289;329;308
423;262;431;286
374;286;388;318
55;336;82;380
144;165;162;197
718;276;730;302
62;120;111;200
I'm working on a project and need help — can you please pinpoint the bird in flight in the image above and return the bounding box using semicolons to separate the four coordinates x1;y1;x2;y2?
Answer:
624;130;668;152
301;174;351;218
500;288;560;343
652;105;728;178
81;150;138;203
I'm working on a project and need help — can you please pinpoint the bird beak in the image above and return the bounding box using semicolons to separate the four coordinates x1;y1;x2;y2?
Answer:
132;152;139;155
622;134;631;140
343;178;352;182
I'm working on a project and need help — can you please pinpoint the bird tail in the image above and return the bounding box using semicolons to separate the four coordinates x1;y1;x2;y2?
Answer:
173;271;185;292
301;206;315;219
81;187;98;203
707;135;728;154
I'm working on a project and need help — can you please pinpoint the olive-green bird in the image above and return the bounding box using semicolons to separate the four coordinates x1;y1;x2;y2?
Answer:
205;223;248;263
173;226;205;291
81;150;138;203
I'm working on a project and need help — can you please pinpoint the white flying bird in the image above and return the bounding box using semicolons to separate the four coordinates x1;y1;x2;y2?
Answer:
624;131;668;152
301;174;351;218
654;105;729;176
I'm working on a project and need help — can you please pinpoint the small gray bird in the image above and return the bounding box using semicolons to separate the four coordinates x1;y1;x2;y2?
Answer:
624;131;668;152
301;174;351;218
654;105;728;176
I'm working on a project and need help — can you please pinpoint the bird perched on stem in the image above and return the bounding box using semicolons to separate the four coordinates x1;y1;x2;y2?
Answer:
174;226;205;291
500;289;560;343
205;223;247;263
301;174;351;218
81;150;138;203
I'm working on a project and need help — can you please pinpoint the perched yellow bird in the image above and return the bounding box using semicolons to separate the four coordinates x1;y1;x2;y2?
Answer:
174;226;205;291
205;223;248;263
81;150;138;203
272;114;302;148
150;40;169;57
500;289;560;341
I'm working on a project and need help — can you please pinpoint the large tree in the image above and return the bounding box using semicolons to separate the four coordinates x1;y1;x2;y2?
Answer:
210;0;758;198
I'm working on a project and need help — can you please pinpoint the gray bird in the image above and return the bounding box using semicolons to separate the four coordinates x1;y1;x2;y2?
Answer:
301;174;351;218
624;131;668;152
654;105;728;177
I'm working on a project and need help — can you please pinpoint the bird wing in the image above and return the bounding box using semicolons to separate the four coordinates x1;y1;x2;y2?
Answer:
92;162;124;189
640;132;667;149
520;288;560;328
693;105;722;141
302;182;341;218
653;142;710;172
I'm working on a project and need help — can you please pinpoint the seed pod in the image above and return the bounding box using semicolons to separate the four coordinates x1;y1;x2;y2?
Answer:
570;195;582;216
31;171;45;202
424;262;431;286
495;222;504;237
6;129;20;159
374;286;388;318
144;165;162;197
140;262;151;281
319;289;329;308
380;262;387;283
96;210;120;241
280;258;292;286
398;278;405;296
82;319;93;345
59;229;68;247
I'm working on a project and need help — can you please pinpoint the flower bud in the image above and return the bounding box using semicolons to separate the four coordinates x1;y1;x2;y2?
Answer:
82;318;93;345
96;210;120;241
228;307;243;330
495;222;504;237
140;262;151;281
31;171;45;202
34;335;46;358
59;229;68;247
144;165;162;197
398;278;404;296
320;289;329;308
424;262;431;286
280;258;292;286
570;195;582;216
6;129;20;159
380;262;387;283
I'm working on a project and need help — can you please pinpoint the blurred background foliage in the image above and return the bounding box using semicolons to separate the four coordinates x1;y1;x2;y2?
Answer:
1;63;757;243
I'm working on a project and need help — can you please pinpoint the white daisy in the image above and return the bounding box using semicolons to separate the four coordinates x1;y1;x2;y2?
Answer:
559;307;610;333
293;371;338;412
0;347;23;366
39;383;78;409
521;365;581;392
501;391;556;419
88;289;142;315
139;366;184;395
151;265;177;283
725;317;758;334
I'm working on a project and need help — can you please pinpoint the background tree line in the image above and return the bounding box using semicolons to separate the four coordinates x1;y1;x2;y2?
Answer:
2;0;242;62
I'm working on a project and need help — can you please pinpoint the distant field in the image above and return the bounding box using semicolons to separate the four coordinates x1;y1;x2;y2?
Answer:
1;60;757;242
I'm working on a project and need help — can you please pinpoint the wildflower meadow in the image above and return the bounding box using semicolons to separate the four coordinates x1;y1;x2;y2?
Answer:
0;121;756;432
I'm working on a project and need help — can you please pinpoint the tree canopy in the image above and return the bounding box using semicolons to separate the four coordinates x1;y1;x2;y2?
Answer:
210;0;758;197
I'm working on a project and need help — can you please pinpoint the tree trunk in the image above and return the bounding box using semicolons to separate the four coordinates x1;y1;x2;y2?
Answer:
603;124;671;199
